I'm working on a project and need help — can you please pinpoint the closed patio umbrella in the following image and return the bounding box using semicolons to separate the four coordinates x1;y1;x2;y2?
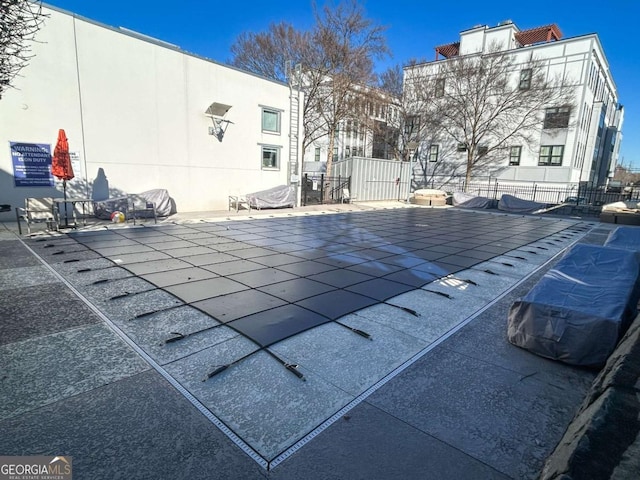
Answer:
51;129;74;226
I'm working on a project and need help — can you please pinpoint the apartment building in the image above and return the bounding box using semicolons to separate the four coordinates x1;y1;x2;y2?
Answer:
403;22;623;188
302;84;402;173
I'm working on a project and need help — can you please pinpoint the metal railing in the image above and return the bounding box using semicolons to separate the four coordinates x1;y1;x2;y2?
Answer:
418;175;635;206
301;174;351;206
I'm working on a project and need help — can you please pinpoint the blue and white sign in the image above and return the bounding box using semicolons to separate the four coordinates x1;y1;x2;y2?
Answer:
10;142;53;187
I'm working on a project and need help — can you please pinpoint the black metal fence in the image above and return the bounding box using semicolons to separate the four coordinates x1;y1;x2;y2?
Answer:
421;175;635;206
301;174;351;206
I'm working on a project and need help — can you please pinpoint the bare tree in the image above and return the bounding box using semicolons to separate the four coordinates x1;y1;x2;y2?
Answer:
378;64;403;98
613;164;640;186
229;22;309;83
378;58;428;98
229;0;388;179
404;44;577;188
303;0;388;177
1;0;47;99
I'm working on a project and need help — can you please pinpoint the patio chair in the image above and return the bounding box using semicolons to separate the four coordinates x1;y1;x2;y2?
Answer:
127;195;157;225
341;188;356;203
15;197;58;235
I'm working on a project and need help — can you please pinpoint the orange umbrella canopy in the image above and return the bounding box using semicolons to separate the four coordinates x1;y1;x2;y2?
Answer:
51;129;74;181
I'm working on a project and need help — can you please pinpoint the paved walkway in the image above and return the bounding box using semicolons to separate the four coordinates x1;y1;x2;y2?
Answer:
0;203;611;479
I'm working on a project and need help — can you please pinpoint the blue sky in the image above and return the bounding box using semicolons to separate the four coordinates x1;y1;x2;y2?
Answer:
44;0;639;169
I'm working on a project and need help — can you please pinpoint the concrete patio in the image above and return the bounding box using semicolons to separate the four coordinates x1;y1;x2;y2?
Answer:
0;202;612;479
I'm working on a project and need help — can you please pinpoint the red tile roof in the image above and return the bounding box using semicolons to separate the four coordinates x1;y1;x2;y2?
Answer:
434;23;563;60
515;24;562;45
435;42;460;59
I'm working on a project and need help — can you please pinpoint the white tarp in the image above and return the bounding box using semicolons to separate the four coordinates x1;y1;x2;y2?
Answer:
246;185;295;209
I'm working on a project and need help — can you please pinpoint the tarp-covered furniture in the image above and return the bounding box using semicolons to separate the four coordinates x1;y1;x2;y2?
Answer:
410;189;447;206
245;185;295;210
127;194;157;224
600;201;640;225
452;192;494;209
139;189;173;217
93;189;173;220
507;244;640;367
604;226;640;252
498;194;546;214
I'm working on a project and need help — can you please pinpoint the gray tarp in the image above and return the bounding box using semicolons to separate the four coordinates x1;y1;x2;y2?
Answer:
93;189;173;219
138;189;174;217
246;185;295;209
498;194;546;214
507;244;640;367
452;192;493;209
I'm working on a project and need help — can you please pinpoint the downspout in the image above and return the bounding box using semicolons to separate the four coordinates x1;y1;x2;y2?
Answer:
72;16;90;198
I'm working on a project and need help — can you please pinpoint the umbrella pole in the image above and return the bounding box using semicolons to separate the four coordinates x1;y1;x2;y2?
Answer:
63;180;69;227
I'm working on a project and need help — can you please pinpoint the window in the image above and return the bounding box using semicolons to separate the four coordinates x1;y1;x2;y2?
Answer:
519;69;532;90
428;144;439;162
543;106;571;129
405;115;420;135
261;145;280;169
509;146;522;166
457;143;467;152
435;78;445;98
538;145;564;166
314;147;321;162
477;145;488;156
261;108;281;133
333;147;338;162
345;146;351;157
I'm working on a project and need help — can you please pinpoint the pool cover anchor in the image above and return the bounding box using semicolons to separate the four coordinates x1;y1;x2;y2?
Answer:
162;323;226;344
445;275;478;286
77;264;122;273
110;291;146;300
503;254;527;261
134;303;183;319
335;321;373;339
384;302;420;317
422;289;452;299
50;249;87;256
202;348;305;382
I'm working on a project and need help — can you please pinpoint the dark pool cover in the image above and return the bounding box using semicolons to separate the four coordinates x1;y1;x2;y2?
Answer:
69;209;582;348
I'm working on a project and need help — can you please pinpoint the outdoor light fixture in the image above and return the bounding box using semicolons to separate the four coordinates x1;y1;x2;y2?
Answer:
205;102;233;142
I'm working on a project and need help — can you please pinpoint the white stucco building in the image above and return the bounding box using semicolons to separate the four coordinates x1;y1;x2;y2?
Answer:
0;4;302;217
403;22;623;188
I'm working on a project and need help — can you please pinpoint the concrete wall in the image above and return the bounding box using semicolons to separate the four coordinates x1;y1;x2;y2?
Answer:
0;6;300;217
